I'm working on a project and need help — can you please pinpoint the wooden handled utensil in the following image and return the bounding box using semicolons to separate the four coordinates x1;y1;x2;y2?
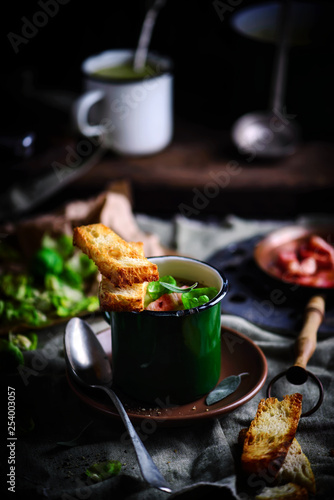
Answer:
267;295;325;417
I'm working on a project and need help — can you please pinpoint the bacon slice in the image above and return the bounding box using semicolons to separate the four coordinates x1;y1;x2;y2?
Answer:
273;234;334;288
146;292;183;311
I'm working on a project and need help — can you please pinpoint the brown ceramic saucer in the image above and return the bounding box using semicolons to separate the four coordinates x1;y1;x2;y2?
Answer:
66;325;267;427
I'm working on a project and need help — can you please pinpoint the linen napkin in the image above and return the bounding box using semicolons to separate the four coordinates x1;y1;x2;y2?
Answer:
10;311;334;500
3;197;334;499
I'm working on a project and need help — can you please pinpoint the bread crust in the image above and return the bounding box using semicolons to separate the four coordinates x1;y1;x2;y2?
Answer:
239;430;316;495
99;277;148;312
73;224;158;286
241;394;303;479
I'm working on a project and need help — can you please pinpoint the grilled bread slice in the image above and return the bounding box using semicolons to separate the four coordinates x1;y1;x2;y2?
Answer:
99;277;148;312
276;437;315;494
255;483;308;500
73;224;158;286
239;430;316;495
241;394;303;478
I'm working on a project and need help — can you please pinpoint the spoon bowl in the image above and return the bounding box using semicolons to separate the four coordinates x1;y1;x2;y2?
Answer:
65;317;112;387
231;111;300;158
231;0;300;159
64;317;172;494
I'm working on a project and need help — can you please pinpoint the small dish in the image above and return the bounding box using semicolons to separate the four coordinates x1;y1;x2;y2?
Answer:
254;224;334;289
66;325;267;426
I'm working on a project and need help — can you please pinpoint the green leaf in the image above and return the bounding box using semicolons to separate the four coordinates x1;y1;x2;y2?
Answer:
41;233;73;259
9;332;38;351
205;373;249;406
31;247;63;278
159;281;198;293
147;275;177;300
0;274;32;301
181;287;217;309
85;460;122;482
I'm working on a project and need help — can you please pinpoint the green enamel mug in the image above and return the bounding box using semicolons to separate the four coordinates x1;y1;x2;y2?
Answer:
104;256;228;405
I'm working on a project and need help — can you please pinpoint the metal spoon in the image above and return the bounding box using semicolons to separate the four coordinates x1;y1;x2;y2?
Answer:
64;317;172;494
232;0;300;158
133;0;167;72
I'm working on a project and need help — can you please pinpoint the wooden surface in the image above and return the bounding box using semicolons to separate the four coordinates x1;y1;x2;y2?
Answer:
66;120;334;219
6;120;334;221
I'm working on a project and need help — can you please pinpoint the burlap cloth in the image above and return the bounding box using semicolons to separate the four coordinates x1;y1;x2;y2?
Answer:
1;191;333;500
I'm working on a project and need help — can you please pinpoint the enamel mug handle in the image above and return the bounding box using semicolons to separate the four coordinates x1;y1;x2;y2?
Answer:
72;89;106;137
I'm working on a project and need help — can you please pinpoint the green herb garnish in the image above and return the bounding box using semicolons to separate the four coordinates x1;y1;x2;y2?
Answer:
147;275;177;300
85;460;122;482
0;233;99;328
31;247;64;278
181;287;218;309
9;332;38;351
147;276;218;310
159;281;198;293
148;275;198;301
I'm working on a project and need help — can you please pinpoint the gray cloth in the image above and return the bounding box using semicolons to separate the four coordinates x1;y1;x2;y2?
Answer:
9;313;334;500
4;215;334;500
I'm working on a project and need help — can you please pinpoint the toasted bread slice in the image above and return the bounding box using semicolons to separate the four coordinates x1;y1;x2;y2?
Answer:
99;277;148;312
239;430;316;495
241;394;303;478
255;483;308;500
129;241;144;257
73;224;158;286
276;438;315;494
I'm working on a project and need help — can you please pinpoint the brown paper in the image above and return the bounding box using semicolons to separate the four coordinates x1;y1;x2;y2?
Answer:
2;183;171;260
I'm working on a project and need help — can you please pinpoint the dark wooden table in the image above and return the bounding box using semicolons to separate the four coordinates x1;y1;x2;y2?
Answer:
63;119;334;220
3;119;334;222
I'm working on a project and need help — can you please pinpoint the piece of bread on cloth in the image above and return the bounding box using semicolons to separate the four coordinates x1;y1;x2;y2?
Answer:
73;223;158;286
239;393;316;499
238;431;316;495
241;394;303;479
255;482;308;500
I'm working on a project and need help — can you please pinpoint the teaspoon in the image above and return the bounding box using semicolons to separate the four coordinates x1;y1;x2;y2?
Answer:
64;317;172;494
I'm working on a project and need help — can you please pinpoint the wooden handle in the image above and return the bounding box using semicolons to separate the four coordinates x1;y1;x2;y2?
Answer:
294;295;325;370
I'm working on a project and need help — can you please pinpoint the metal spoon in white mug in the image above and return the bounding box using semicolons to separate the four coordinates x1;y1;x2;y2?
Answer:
64;317;172;494
133;0;167;72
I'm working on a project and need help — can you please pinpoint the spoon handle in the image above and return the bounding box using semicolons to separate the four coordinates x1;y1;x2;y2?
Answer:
269;0;292;113
294;295;325;370
133;0;167;71
97;385;172;493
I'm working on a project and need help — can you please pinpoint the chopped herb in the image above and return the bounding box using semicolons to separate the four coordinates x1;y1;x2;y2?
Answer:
181;287;218;309
147;275;177;300
9;332;38;351
85;460;122;482
159;281;198;294
148;275;198;301
0;233;99;328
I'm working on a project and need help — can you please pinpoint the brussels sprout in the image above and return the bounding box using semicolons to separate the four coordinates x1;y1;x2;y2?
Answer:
31;248;63;278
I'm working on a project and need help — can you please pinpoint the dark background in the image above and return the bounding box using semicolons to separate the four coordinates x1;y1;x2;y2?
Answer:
2;0;334;145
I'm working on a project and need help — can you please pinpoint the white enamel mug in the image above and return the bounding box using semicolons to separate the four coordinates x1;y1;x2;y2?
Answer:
72;49;173;156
